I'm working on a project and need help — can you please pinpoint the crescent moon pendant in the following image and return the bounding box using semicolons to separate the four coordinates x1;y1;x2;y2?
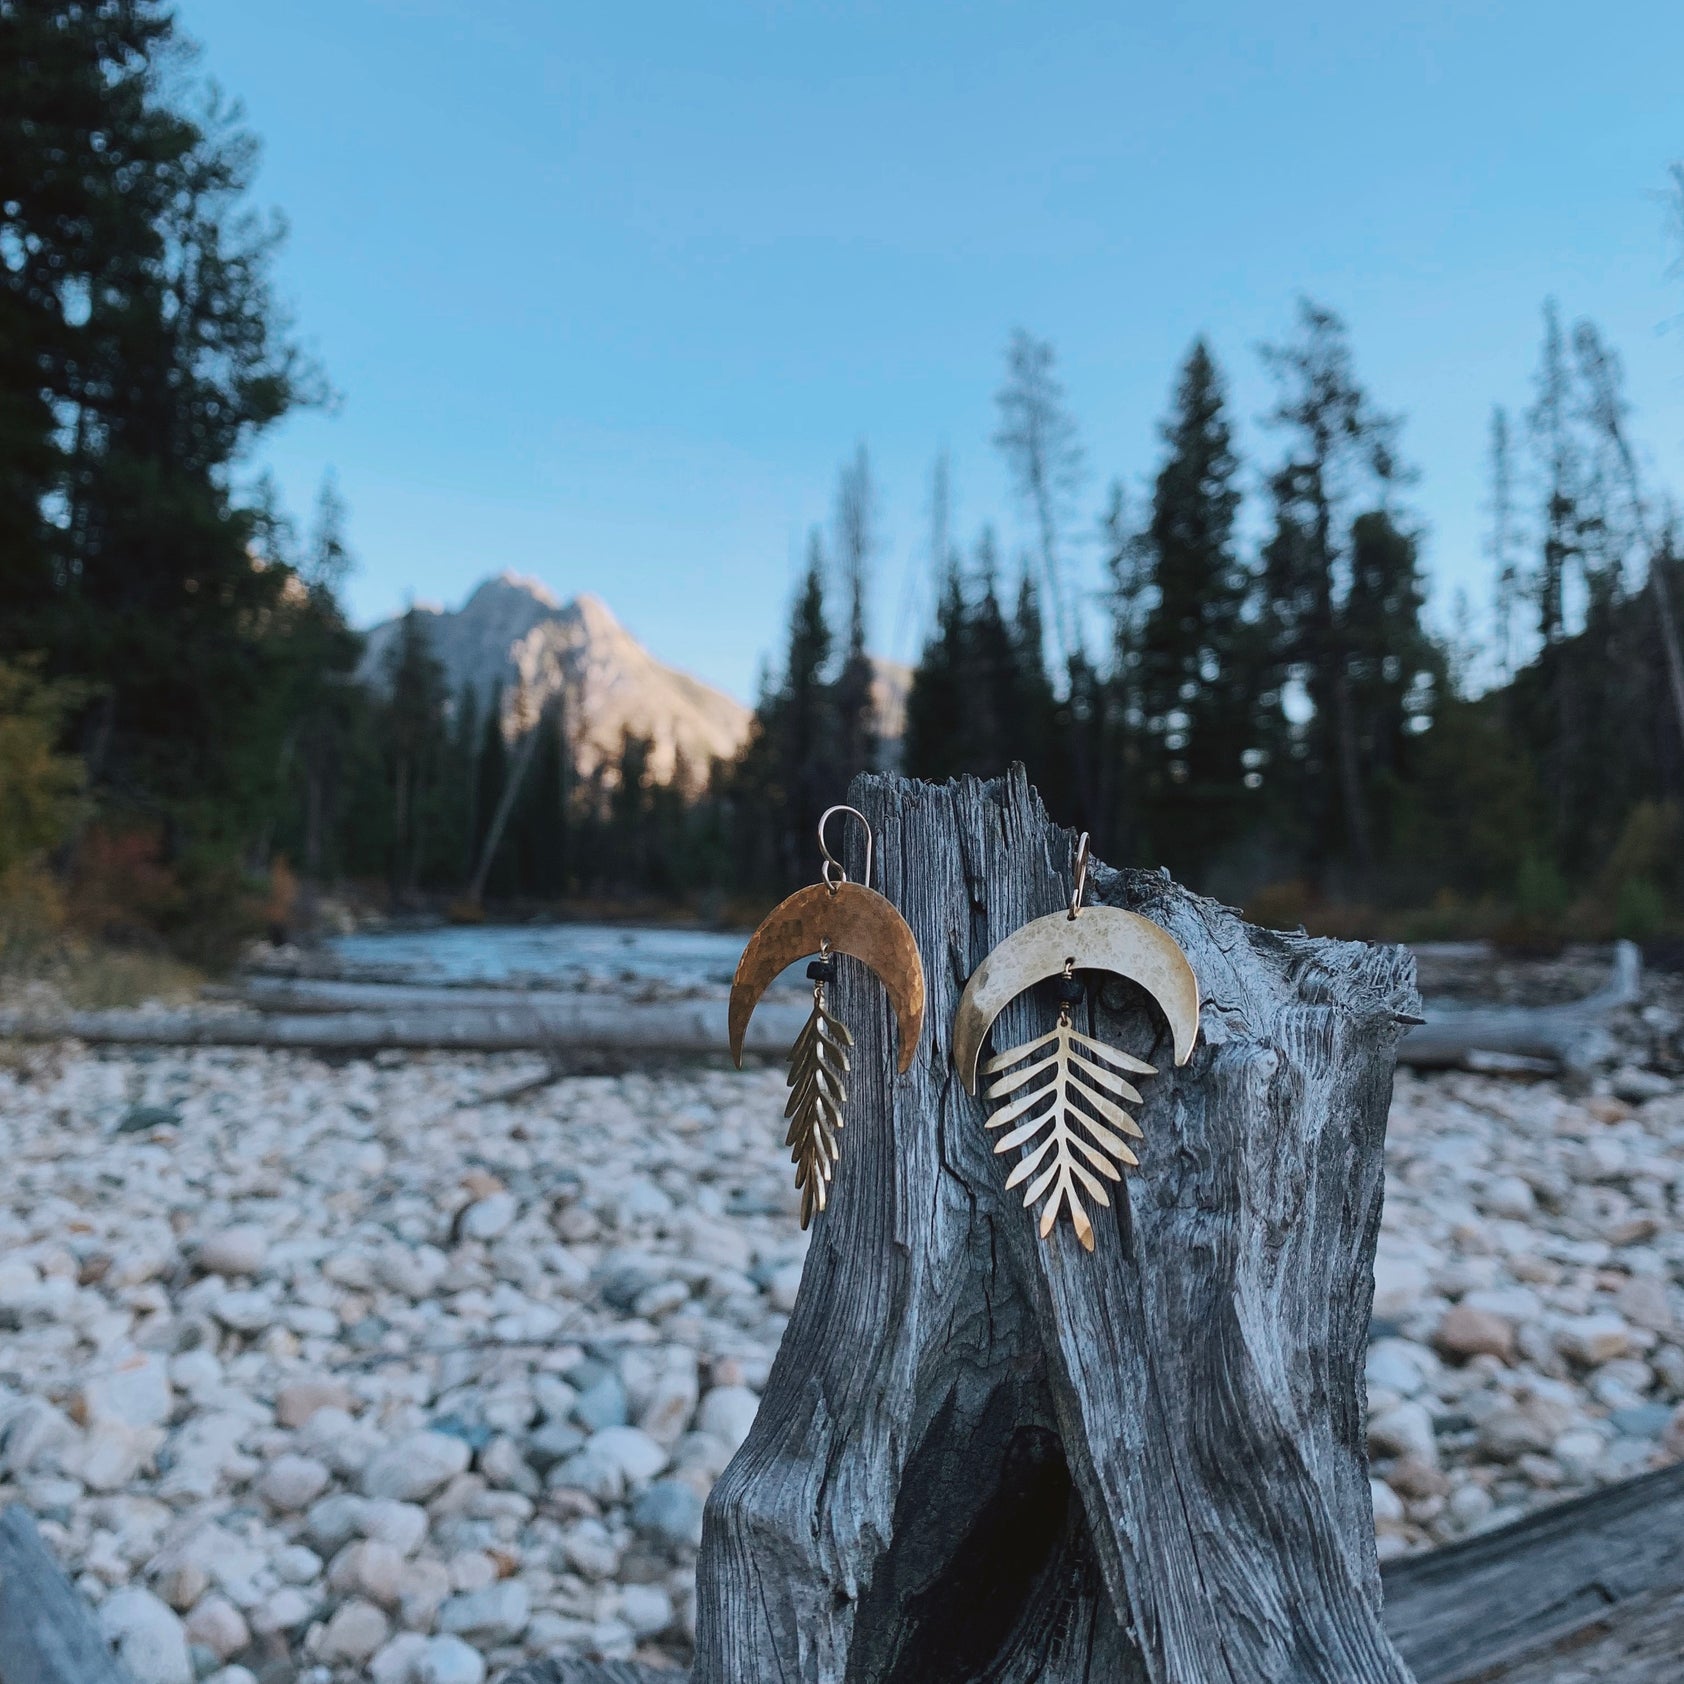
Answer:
728;881;925;1073
953;904;1199;1094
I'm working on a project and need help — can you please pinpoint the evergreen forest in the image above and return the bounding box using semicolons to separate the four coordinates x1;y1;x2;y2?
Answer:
4;1;1683;966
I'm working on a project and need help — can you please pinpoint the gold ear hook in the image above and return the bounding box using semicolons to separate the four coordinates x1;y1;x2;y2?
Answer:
1067;831;1091;920
818;804;874;894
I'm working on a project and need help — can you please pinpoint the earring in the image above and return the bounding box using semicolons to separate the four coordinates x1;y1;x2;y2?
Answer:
952;833;1199;1251
730;805;926;1228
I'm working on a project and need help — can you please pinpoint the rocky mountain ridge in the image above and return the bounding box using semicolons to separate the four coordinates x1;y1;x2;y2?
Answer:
361;573;912;786
360;575;752;787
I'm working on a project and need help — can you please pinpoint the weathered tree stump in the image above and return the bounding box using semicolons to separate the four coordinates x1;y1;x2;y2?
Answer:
514;768;1421;1684
0;1504;133;1684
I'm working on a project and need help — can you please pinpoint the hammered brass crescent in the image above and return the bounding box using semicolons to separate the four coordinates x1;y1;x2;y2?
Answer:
953;904;1200;1094
728;881;925;1074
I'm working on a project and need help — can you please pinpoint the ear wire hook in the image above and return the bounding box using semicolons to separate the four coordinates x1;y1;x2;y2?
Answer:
818;804;873;893
1067;831;1091;920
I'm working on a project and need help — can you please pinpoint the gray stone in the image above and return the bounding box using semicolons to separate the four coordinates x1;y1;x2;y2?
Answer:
370;1632;430;1684
547;1449;624;1504
697;1383;759;1450
316;1597;391;1663
258;1453;331;1511
305;1492;369;1552
82;1351;173;1430
118;1104;179;1134
618;1581;673;1638
437;1579;531;1643
571;1371;629;1432
361;1430;471;1501
1367;1401;1437;1467
197;1226;269;1278
459;1192;517;1241
525;1418;585;1472
631;1477;706;1551
418;1635;486;1684
183;1596;249;1661
587;1424;668;1484
98;1587;193;1684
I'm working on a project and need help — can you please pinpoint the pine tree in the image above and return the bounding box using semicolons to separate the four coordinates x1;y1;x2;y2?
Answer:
902;558;967;781
0;1;324;851
1259;299;1409;881
775;542;838;886
1134;340;1253;881
382;611;449;898
1487;406;1524;682
1342;510;1438;853
473;685;509;895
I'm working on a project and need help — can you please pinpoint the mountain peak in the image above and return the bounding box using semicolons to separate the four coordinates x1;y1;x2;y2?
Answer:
475;570;561;609
361;575;751;786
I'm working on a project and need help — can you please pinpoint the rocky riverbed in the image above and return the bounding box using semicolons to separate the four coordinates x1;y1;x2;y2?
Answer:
1;1030;1682;1682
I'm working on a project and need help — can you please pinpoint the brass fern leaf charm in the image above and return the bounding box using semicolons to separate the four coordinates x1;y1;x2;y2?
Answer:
785;982;853;1229
983;1007;1155;1251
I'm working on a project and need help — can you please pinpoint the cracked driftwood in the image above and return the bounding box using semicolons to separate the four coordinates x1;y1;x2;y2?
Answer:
0;991;810;1058
1394;940;1642;1075
512;768;1422;1684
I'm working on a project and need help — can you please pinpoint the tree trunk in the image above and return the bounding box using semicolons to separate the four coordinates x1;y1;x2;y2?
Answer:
521;768;1421;1682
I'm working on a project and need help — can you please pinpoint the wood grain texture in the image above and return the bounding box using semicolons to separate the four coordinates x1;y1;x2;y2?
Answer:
0;994;811;1056
688;769;1420;1683
508;1446;1684;1684
0;1504;134;1684
1381;1459;1684;1684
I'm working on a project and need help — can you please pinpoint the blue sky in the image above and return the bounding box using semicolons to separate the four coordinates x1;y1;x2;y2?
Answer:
179;0;1684;702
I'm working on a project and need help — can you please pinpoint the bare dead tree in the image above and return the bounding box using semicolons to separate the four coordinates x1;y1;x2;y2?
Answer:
1487;405;1523;682
1572;320;1684;760
993;329;1085;669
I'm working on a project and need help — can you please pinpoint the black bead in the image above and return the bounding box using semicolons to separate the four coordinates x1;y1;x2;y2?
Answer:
807;957;837;984
1055;973;1085;1006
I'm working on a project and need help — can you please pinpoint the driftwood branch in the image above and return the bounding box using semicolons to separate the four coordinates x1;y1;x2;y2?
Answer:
514;769;1420;1682
0;993;808;1058
0;1504;132;1684
1396;940;1641;1073
1382;1458;1684;1683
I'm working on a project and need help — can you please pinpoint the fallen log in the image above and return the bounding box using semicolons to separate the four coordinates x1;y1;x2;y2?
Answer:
231;977;735;1014
1396;939;1641;1073
0;1504;133;1684
0;994;809;1057
1380;1457;1684;1683
514;768;1421;1682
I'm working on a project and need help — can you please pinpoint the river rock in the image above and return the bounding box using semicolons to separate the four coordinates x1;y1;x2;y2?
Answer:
361;1430;470;1501
418;1635;486;1684
317;1598;392;1663
198;1226;269;1278
587;1425;667;1484
98;1587;194;1684
82;1351;174;1430
183;1595;250;1661
277;1377;355;1428
437;1579;531;1643
1556;1312;1633;1366
1433;1303;1516;1363
259;1452;331;1511
631;1477;705;1551
697;1383;760;1450
1368;1401;1437;1467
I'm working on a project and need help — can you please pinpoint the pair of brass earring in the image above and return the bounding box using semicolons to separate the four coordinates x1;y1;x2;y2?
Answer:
730;808;1201;1251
